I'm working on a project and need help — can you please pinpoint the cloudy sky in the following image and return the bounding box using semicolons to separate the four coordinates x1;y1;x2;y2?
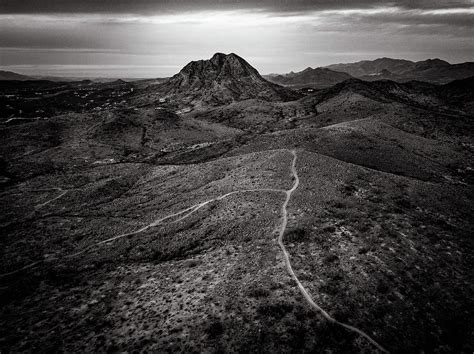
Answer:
0;0;473;78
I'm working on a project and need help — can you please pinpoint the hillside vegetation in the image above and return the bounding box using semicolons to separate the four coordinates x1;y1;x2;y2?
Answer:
0;53;473;352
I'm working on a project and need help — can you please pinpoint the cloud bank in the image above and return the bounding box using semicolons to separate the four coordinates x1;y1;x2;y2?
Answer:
0;1;472;77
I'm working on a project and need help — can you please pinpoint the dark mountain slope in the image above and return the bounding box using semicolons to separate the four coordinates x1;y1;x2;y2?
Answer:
403;62;474;84
300;79;427;108
432;76;474;114
293;78;474;147
301;78;474;111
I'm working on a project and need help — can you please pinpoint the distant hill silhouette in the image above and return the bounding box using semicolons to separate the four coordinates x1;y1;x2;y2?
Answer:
0;70;33;81
326;58;416;77
265;67;353;89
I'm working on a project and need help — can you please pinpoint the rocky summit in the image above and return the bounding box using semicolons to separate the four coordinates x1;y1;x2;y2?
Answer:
159;53;300;106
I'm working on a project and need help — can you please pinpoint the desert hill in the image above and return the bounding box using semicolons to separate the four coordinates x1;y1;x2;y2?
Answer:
298;77;474;146
156;53;300;107
265;67;353;89
302;77;474;112
403;61;474;83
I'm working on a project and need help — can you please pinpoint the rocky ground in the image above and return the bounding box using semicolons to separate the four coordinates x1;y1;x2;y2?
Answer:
0;57;473;352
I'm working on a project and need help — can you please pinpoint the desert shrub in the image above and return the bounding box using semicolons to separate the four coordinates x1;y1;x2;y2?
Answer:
328;269;344;281
333;201;347;209
320;282;340;295
381;224;399;239
322;224;336;233
393;197;414;210
376;281;389;294
370;195;384;207
150;249;164;262
257;302;294;319
247;286;270;298
206;320;224;338
327;200;355;220
340;183;357;196
354;221;371;232
285;227;308;242
323;254;339;264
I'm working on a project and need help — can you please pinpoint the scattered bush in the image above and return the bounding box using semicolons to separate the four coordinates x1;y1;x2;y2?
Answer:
394;197;414;210
285;227;307;242
322;225;336;233
381;224;399;239
247;286;270;298
257;302;293;319
340;183;357;196
323;254;339;264
376;281;389;294
206;320;224;338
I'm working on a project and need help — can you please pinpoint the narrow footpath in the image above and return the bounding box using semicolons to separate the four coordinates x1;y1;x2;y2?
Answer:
277;149;388;353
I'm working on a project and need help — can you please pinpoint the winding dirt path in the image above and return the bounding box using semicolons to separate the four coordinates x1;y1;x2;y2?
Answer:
277;149;388;353
2;148;388;352
0;186;286;275
67;187;285;258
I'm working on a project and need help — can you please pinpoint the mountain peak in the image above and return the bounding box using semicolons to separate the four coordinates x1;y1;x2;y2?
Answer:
211;52;239;59
414;58;451;71
210;52;240;65
160;53;300;106
418;58;450;66
179;52;260;81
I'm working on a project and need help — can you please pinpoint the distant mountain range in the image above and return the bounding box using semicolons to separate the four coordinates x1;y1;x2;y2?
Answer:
326;58;474;84
265;58;474;88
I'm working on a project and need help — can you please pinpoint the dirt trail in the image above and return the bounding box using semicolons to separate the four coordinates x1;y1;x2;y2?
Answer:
0;186;286;275
34;190;69;210
67;187;285;257
2;148;388;352
277;149;388;353
0;260;45;278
